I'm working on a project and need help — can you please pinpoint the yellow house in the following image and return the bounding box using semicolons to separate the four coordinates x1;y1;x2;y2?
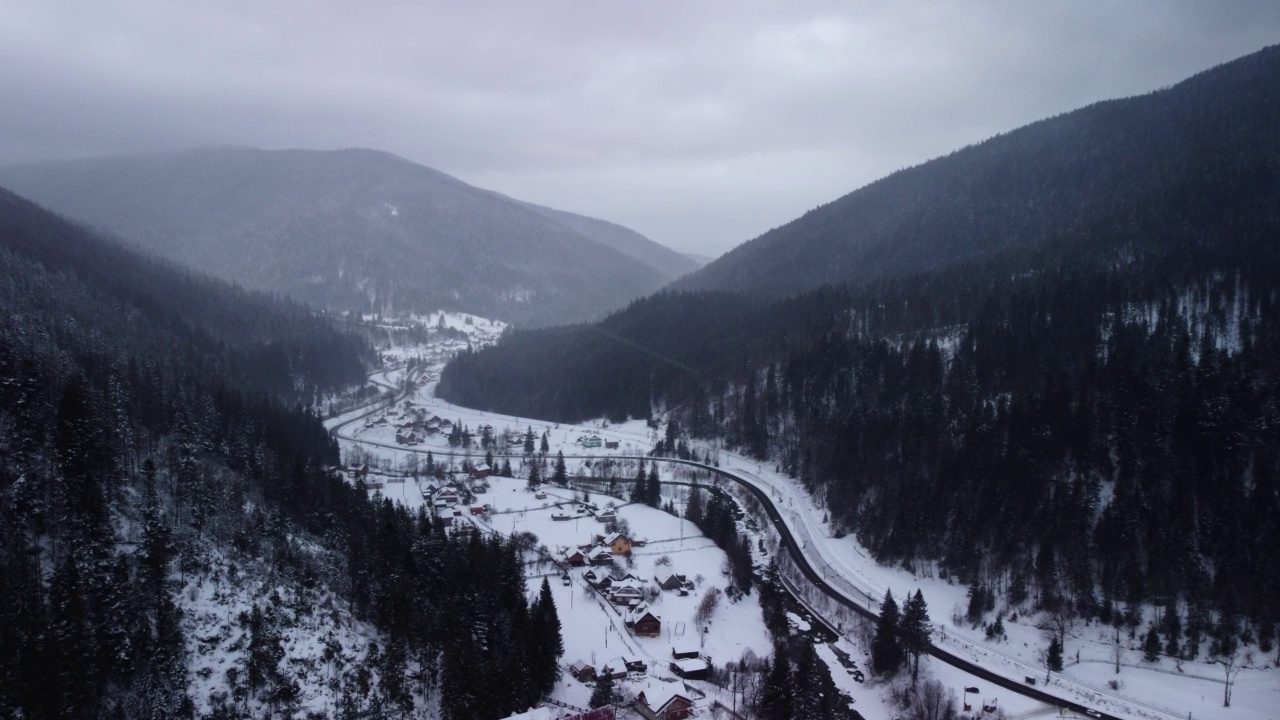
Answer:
603;531;632;554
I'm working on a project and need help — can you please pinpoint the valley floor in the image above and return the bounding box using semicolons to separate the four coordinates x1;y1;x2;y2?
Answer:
327;314;1279;720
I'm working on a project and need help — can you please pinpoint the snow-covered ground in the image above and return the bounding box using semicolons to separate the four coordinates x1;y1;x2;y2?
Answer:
178;542;397;718
330;314;773;715
328;312;1280;720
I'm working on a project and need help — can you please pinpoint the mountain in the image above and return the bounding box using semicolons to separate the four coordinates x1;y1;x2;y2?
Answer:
439;45;1280;653
681;252;713;268
0;147;685;327
510;198;700;279
674;44;1280;299
0;187;369;401
0;189;563;718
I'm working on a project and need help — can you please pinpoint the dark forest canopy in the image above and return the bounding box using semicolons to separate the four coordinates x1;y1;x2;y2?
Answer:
0;190;561;718
440;44;1280;655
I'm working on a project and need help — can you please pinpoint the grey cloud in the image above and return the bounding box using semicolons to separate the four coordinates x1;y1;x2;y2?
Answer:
1;0;1278;255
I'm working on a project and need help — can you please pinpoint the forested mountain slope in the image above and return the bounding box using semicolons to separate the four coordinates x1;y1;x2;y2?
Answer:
0;147;683;327
672;44;1280;299
0;190;563;718
440;45;1280;659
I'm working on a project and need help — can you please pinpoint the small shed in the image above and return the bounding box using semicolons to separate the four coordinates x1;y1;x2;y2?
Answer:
568;660;595;682
669;658;709;680
671;645;700;660
564;548;586;566
598;662;627;681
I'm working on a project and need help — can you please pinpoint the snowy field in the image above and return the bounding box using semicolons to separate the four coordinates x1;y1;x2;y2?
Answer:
328;313;1280;720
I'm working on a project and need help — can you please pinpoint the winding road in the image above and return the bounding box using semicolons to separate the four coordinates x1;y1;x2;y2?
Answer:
328;373;1156;720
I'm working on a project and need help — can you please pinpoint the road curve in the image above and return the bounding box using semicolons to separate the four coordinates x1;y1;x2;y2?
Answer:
329;390;1131;720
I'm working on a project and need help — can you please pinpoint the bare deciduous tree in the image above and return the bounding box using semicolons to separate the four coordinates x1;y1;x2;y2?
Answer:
907;679;959;720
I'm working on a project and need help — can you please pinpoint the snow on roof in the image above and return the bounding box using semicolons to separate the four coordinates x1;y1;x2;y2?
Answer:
672;658;709;673
500;706;561;720
635;678;690;712
602;531;627;544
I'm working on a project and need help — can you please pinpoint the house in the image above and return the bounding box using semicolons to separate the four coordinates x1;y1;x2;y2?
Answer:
581;436;603;448
587;547;614;565
435;487;460;505
567;660;595;682
602;532;631;554
597;662;627;681
535;491;548;500
610;584;644;605
626;608;661;637
634;681;693;720
582;569;600;585
671;645;700;660
468;463;491;479
596;508;617;523
669;658;709;680
605;439;619;449
470;504;488;515
552;512;572;521
655;572;689;592
564;548;586;566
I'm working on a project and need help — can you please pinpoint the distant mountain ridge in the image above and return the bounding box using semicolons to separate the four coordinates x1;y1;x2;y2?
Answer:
0;146;689;326
507;197;700;279
674;43;1280;299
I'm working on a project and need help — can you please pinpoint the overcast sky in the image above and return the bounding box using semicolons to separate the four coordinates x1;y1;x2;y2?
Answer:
2;1;1278;256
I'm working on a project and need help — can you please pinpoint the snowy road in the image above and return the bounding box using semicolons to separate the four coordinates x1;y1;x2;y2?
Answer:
325;384;1143;720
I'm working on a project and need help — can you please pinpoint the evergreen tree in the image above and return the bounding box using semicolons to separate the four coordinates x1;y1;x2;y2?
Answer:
901;589;932;683
527;462;541;489
872;589;904;675
758;647;792;720
646;463;662;507
553;451;567;486
588;672;617;709
1047;635;1064;672
1143;626;1161;662
524;426;535;455
791;641;832;720
540;431;549;454
631;462;646;503
685;482;705;526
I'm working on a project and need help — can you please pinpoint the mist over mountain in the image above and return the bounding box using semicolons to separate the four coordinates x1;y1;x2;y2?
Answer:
439;45;1280;655
0;147;688;327
674;44;1280;300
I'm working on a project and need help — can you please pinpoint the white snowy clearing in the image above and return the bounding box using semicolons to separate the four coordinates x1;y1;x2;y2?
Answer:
327;312;1280;720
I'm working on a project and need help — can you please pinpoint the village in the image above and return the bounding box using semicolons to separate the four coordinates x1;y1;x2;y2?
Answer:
335;434;774;719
